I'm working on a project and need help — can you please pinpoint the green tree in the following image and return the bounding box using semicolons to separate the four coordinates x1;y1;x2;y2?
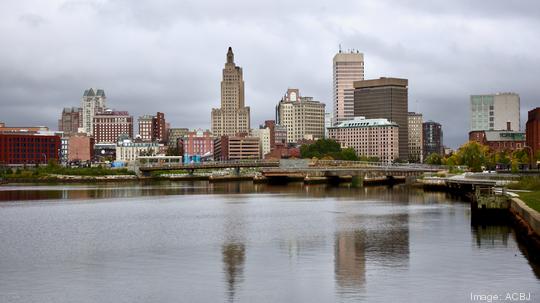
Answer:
300;139;342;159
424;153;442;165
337;148;359;161
455;141;488;172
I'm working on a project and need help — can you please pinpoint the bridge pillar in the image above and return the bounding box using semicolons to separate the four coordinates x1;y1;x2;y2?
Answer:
351;174;364;188
233;167;241;176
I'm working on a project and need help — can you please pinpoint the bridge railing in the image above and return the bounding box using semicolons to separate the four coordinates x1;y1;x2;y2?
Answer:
139;159;280;169
309;160;444;170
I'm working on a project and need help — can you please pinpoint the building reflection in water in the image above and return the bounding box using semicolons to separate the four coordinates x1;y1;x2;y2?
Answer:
334;230;366;293
220;196;247;303
222;242;245;303
472;224;511;248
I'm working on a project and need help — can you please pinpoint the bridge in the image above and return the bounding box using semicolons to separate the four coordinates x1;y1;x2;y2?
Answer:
138;159;280;176
261;160;443;184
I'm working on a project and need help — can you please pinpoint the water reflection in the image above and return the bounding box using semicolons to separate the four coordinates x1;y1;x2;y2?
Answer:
221;197;247;302
472;224;511;248
334;231;366;293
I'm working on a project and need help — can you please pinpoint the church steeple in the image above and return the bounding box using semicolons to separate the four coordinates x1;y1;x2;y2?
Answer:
226;47;234;64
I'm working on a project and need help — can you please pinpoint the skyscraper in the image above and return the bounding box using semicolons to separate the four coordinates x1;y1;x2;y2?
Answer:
333;50;364;125
58;107;82;136
353;77;408;160
423;121;443;157
470;93;520;131
276;88;325;143
408;112;423;163
81;88;107;135
211;47;250;136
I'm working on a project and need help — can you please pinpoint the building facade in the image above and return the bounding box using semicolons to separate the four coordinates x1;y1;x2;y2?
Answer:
58;107;82;135
470;93;520;131
167;128;189;148
115;139;159;162
211;47;250;136
252;127;271;157
408;112;423;163
353;77;408;160
469;130;525;153
181;129;214;158
152;112;166;143
333;50;364;125
0;133;61;165
276;88;325;144
93;110;133;144
327;117;399;163
526;107;540;157
81;88;107;135
67;134;95;163
138;115;153;141
214;134;260;161
423;121;443;157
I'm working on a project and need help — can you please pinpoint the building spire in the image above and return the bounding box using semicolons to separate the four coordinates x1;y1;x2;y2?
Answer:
227;47;234;64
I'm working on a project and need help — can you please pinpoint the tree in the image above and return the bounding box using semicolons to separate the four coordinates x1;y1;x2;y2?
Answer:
166;146;180;156
455;141;488;172
337;148;359;161
300;139;342;159
424;153;442;165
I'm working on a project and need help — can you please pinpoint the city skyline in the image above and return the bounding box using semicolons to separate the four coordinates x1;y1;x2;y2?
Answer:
1;1;539;148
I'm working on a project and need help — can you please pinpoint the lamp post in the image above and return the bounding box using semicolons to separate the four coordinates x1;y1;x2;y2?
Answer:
41;153;47;165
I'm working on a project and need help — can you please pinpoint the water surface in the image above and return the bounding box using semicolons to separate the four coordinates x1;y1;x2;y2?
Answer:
0;182;538;302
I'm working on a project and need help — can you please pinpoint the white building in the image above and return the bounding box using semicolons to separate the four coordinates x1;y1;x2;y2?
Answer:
333;50;364;125
115;138;159;162
408;112;423;163
327;117;399;163
470;93;520;131
81;88;107;135
252;127;271;157
276;88;325;144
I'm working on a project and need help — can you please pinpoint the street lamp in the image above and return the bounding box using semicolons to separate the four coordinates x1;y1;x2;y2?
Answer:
41;153;47;165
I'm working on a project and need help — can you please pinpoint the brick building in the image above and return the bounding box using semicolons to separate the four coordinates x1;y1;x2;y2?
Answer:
58;107;82;135
469;130;525;153
0;133;61;165
93;110;133;144
68;134;95;162
526;108;540;157
214;134;260;161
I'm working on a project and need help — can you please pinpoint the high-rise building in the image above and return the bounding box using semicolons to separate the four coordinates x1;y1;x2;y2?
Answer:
93;110;133;144
423;121;443;157
167;128;189;148
408;112;423;163
138;115;153;141
333;50;364;125
211;47;250;136
58;107;82;135
276;88;325;144
353;77;408;160
138;112;167;143
152;112;166;143
470;93;520;131
81;88;107;135
327;117;399;163
526;108;540;157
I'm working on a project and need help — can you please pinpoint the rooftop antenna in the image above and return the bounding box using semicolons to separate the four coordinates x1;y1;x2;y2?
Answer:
339;44;342;53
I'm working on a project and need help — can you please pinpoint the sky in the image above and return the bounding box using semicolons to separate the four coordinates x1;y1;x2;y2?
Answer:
1;0;539;148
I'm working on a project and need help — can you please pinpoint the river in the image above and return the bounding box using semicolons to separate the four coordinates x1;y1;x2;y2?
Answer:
0;181;538;302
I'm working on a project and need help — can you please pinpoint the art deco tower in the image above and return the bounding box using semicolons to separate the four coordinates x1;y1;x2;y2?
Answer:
211;47;250;136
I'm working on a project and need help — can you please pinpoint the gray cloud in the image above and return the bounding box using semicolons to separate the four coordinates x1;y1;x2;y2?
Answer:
0;0;539;148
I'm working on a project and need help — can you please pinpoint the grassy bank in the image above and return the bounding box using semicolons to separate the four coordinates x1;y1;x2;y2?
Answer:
0;165;135;181
507;176;540;212
518;191;540;213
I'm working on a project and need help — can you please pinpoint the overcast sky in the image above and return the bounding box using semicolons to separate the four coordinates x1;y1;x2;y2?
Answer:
1;0;539;148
